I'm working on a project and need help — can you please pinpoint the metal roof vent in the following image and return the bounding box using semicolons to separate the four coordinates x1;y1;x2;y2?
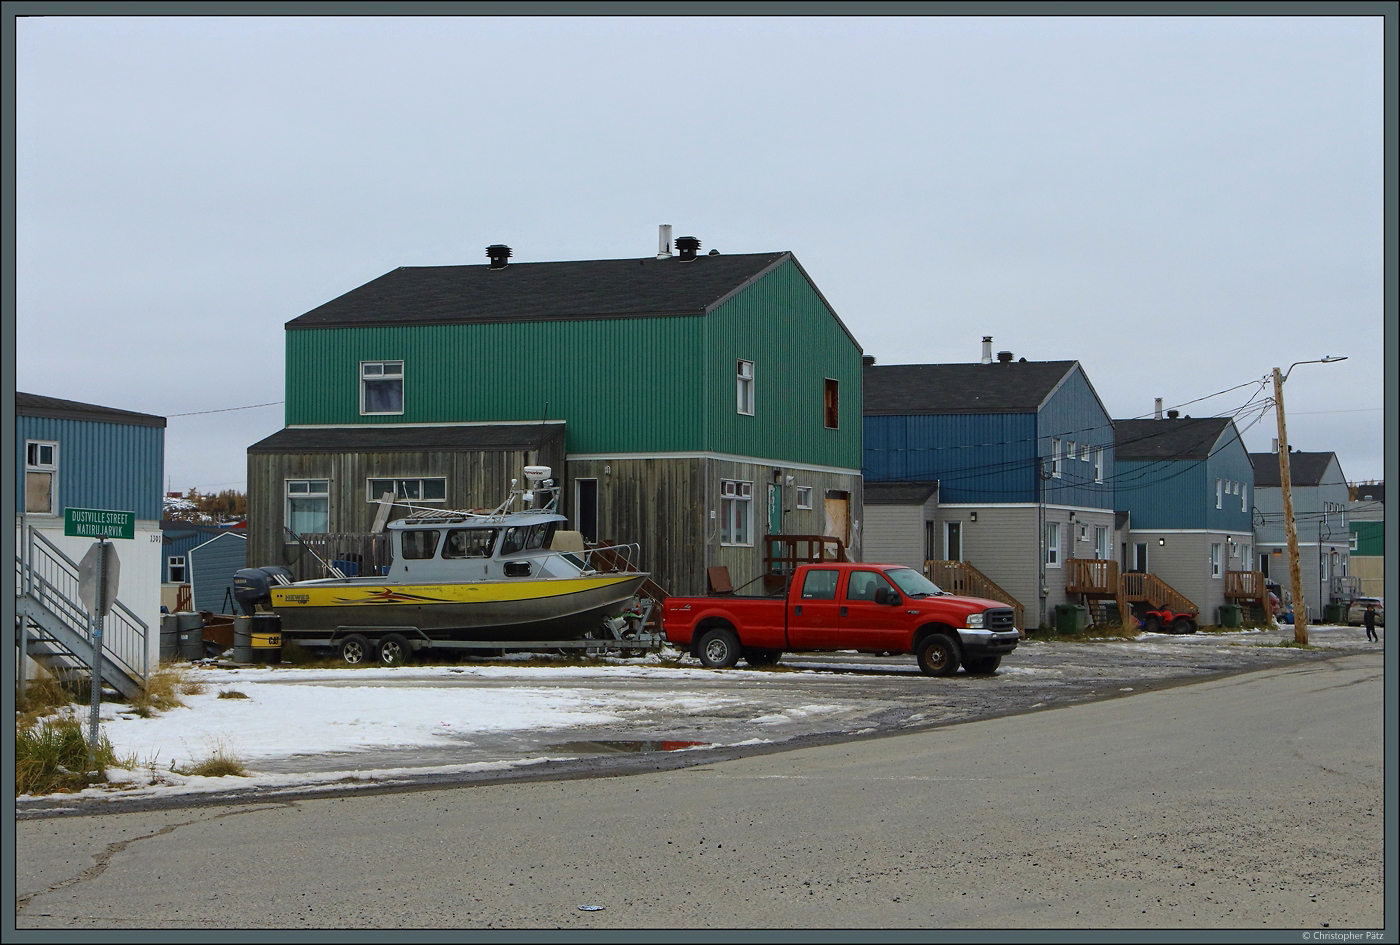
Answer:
982;336;993;364
862;355;876;366
997;350;1013;363
676;236;701;261
1167;409;1180;419
486;244;512;270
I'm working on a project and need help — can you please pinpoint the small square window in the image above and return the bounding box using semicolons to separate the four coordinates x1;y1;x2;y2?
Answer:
24;440;58;514
362;361;404;415
796;486;813;509
168;556;187;583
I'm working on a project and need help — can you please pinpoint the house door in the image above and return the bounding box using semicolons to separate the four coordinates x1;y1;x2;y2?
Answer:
575;478;598;543
768;483;783;537
945;521;962;561
824;490;850;554
1133;542;1149;572
1259;552;1270;578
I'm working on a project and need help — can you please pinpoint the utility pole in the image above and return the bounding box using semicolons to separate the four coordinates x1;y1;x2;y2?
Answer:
1273;367;1308;645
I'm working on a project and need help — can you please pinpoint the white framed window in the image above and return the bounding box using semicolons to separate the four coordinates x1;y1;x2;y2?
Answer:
1050;438;1062;478
286;479;330;535
1067;441;1077;467
1210;542;1222;578
1079;442;1090;462
168;556;187;583
1094;448;1104;483
367;478;446;502
736;360;754;416
1215;479;1223;509
1045;522;1060;567
24;440;58;515
720;480;753;546
361;361;404;415
1241;485;1248;512
795;486;813;509
1350;534;1358;551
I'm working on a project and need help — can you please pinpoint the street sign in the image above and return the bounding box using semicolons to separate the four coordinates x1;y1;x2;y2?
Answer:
78;542;121;617
64;508;135;540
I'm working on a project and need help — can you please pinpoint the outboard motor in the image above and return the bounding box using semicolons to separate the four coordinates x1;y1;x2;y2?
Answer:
232;566;294;616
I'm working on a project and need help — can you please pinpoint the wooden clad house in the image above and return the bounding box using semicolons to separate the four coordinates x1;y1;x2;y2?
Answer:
247;241;865;596
862;350;1117;630
1249;449;1354;621
1114;416;1257;625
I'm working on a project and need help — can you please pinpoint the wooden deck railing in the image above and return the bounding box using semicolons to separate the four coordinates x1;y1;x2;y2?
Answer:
1224;570;1267;600
1121;572;1196;615
1066;558;1118;593
925;560;1025;631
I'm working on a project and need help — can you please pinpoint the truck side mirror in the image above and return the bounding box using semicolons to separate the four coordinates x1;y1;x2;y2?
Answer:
874;587;898;606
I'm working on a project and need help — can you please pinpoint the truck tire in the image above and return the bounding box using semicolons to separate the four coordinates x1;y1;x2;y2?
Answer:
697;627;741;669
339;633;373;666
963;655;1001;675
744;648;783;667
917;633;961;677
378;633;412;666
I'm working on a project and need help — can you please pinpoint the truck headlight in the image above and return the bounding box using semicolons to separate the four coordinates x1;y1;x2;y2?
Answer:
965;613;984;629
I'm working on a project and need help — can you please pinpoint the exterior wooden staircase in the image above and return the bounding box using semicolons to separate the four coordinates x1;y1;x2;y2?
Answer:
15;527;149;700
1225;569;1271;622
1065;558;1197;627
924;560;1025;631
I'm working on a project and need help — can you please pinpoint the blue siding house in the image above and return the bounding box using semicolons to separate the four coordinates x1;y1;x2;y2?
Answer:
1114;415;1256;624
863;349;1117;629
17;392;167;687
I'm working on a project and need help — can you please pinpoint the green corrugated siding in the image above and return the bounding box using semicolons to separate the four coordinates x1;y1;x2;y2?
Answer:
286;317;706;454
284;257;863;468
702;260;862;468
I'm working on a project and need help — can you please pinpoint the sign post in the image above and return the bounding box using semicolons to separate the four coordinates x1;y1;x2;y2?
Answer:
69;508;132;773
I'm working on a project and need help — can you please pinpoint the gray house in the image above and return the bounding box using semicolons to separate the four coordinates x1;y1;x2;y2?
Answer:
1250;450;1353;621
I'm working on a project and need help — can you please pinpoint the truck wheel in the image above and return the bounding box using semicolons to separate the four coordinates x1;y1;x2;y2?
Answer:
339;633;373;666
963;655;1001;675
697;628;741;668
1143;615;1163;634
917;634;961;677
1173;617;1196;634
378;633;412;666
744;648;783;667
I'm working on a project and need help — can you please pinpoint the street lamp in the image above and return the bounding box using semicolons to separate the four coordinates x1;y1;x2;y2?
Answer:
1273;355;1347;645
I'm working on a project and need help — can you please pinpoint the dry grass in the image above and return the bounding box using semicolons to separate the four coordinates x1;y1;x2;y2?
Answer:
127;667;189;717
180;747;248;778
16;670;83;728
16;714;126;796
217;689;249;699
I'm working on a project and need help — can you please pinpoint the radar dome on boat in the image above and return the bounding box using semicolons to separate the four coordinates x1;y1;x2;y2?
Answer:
523;466;552;481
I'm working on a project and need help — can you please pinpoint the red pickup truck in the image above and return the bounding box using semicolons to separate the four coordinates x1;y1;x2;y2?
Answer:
662;563;1020;676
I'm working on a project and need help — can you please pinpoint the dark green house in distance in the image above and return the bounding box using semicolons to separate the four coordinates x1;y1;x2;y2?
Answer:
247;237;865;597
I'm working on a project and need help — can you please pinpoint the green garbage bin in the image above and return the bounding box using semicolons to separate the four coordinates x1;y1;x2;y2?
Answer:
1322;603;1346;625
1217;603;1241;628
1056;603;1089;634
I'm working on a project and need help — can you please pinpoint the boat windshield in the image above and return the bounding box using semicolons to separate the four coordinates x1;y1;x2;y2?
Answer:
443;528;498;559
884;568;946;598
401;530;441;560
499;522;558;556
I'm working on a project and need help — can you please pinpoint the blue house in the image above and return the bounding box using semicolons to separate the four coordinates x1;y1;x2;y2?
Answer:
1114;414;1257;624
863;346;1117;629
16;392;167;694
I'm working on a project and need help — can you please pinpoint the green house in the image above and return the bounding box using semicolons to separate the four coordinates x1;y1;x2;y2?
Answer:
248;239;865;596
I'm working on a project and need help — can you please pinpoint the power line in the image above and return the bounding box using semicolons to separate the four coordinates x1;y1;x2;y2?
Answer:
168;401;283;418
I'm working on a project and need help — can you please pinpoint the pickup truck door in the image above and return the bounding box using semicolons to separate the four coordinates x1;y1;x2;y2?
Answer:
786;567;844;649
840;569;910;651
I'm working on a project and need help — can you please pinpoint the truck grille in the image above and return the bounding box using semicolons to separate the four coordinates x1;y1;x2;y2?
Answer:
985;608;1016;631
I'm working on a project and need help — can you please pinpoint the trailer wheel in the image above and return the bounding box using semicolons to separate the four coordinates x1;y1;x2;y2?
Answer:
743;648;783;667
378;633;412;666
916;634;961;677
338;633;373;666
697;627;741;668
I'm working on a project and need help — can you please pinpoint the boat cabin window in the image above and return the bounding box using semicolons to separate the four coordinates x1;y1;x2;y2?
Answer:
443;528;498;559
400;529;441;560
499;523;557;556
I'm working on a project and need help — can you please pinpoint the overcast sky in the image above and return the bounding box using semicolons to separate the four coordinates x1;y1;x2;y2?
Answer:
15;14;1385;493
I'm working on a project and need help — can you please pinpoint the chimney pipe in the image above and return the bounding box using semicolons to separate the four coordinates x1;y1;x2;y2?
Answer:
657;224;673;259
997;350;1013;363
486;244;512;270
675;236;701;261
981;336;993;364
1154;397;1163;420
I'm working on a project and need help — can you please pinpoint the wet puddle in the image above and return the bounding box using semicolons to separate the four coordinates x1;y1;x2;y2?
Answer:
545;739;709;754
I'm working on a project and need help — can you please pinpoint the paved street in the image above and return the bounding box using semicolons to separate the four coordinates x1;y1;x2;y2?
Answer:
14;648;1386;930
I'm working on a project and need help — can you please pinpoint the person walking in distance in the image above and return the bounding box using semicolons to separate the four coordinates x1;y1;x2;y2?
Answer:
1363;603;1378;643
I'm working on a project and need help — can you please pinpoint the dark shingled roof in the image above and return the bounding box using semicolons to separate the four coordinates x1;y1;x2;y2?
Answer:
17;392;166;427
248;423;564;454
1351;482;1384;503
863;361;1080;415
1249;451;1339;488
1113;417;1233;461
287;252;795;329
864;481;939;505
